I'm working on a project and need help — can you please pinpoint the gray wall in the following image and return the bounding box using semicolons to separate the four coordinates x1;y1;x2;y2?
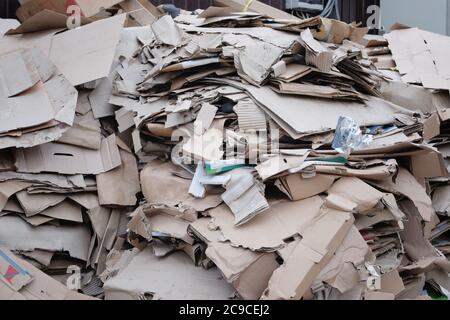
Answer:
381;0;450;35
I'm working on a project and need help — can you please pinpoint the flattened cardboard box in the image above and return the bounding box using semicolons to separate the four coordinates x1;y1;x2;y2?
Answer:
15;134;121;175
1;14;126;86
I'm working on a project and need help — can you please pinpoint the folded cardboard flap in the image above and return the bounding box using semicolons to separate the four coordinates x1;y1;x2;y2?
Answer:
0;80;55;135
263;209;355;300
409;150;448;179
49;14;126;86
277;174;338;201
210;196;324;251
96;148;141;207
14;134;121;175
0;48;40;97
313;226;370;294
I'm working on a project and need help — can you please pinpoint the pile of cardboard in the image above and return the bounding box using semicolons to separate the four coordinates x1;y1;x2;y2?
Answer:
1;0;450;300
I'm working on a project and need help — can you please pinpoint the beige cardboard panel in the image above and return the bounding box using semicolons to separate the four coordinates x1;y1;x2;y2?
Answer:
380;80;437;114
233;253;280;300
315;163;397;181
15;190;65;216
50;14;126;86
147;213;194;245
373;168;434;222
0;181;31;211
0;215;91;261
0;82;55;135
19;249;54;267
313;226;370;294
325;177;384;214
140;159;222;212
97;148;140;207
355;209;396;230
39;200;83;223
277;174;337;201
410;151;448;179
209;78;413;137
210;196;324;251
263;209;354;300
69;193;100;210
380;270;405;296
18;214;54;226
57;122;102;150
103;249;234;300
399;201;444;264
15;135;121;175
0;49;40;97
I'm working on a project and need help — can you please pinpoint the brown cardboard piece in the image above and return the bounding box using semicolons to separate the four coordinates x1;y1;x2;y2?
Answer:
385;28;450;90
15;190;65;215
276;174;338;201
325;177;385;214
50;14;126;86
410;150;448;179
189;217;279;299
147;212;194;245
140;159;223;212
0;47;77;149
210;78;412;139
0;215;91;261
380;270;405;296
373;168;435;223
2;14;125;85
103;248;234;300
37;200;83;223
262;208;354;300
313;226;371;294
96;146;140;207
210;196;324;251
15;134;121;175
0;181;31;211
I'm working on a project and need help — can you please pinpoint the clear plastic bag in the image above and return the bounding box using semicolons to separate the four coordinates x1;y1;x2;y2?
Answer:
332;116;373;156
